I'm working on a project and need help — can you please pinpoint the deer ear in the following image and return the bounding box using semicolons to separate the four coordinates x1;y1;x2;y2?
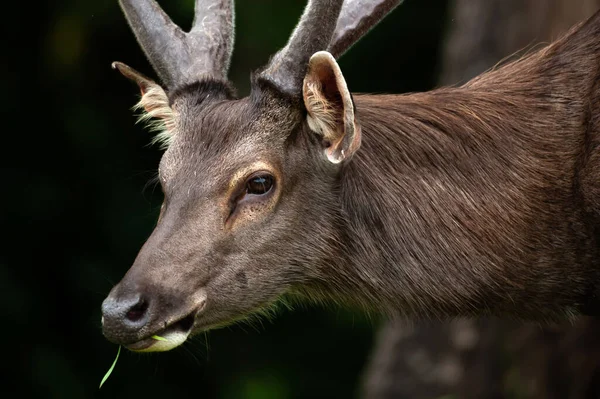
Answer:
112;62;158;96
112;62;176;139
303;51;361;164
112;61;171;116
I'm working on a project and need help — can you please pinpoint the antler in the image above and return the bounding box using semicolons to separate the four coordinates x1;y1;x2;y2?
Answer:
329;0;404;59
119;0;234;89
259;0;345;97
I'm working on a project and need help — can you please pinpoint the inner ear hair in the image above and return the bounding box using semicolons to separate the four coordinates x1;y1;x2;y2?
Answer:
134;84;177;148
304;66;344;140
113;61;177;148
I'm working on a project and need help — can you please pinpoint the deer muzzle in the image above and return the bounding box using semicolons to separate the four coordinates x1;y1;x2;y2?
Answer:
101;283;207;352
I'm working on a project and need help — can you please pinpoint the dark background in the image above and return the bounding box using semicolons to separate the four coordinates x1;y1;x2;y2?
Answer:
5;0;450;398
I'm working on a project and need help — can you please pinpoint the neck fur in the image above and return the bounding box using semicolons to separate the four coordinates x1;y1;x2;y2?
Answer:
333;84;598;320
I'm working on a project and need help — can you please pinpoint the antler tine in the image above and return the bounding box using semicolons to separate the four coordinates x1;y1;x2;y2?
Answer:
119;0;234;89
119;0;184;87
259;0;345;97
328;0;403;59
190;0;235;79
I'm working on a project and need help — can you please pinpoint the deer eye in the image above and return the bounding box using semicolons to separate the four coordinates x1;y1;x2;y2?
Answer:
246;173;274;195
227;170;277;223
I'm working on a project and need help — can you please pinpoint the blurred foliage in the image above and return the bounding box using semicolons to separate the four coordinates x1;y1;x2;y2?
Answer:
4;0;448;397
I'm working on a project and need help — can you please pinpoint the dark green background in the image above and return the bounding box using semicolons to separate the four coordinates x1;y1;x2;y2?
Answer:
5;0;448;397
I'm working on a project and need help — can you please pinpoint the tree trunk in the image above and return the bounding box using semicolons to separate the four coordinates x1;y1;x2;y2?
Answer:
441;0;600;85
362;1;600;398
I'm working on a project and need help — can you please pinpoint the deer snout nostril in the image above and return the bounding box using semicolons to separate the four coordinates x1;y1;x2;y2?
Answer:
126;299;149;322
101;292;153;344
101;293;149;326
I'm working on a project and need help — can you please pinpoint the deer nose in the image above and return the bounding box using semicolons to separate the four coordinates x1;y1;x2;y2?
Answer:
101;293;151;343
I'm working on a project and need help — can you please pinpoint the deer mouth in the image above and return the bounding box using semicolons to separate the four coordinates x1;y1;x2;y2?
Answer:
125;312;196;352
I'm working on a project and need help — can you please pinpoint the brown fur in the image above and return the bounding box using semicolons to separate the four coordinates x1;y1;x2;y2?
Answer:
323;13;600;319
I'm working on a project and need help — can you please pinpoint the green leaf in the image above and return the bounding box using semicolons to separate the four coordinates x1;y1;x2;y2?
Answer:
152;335;168;341
99;346;121;389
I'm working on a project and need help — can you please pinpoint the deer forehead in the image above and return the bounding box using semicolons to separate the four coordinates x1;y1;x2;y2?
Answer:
157;99;294;189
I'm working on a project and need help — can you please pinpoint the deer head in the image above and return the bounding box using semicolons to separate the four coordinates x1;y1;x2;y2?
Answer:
101;0;402;352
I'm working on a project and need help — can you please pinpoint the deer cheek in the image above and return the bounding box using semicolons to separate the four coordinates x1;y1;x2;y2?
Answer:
227;198;278;230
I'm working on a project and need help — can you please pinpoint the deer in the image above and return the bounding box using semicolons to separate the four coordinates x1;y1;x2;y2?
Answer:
102;0;600;353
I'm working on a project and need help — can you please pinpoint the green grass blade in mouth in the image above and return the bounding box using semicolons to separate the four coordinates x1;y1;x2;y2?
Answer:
99;345;121;389
151;335;168;341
